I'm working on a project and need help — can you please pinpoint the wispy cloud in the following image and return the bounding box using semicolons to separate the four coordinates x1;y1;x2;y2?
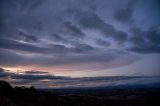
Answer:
1;68;160;88
0;0;159;75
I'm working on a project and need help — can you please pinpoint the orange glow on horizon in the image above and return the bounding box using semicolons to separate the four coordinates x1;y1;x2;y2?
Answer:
2;67;25;73
1;65;76;76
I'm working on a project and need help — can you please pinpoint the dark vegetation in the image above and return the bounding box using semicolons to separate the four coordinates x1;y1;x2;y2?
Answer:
0;80;160;106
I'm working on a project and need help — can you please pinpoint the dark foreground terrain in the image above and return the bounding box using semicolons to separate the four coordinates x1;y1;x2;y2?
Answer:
0;80;160;106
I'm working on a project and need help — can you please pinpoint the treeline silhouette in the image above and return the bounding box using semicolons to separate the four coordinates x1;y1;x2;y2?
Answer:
0;80;160;106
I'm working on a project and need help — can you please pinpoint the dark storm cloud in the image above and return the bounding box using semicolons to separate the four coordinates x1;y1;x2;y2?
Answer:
51;33;68;43
0;15;5;34
146;27;160;46
0;38;47;53
113;0;136;23
21;0;44;10
0;0;44;12
18;31;39;43
0;0;44;31
59;21;86;38
71;43;95;53
48;44;71;54
129;46;160;53
50;43;95;54
128;26;160;53
96;39;111;47
74;10;128;43
0;38;79;55
129;27;146;47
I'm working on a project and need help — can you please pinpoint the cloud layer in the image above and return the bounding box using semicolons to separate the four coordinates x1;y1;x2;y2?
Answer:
1;68;160;88
0;0;160;75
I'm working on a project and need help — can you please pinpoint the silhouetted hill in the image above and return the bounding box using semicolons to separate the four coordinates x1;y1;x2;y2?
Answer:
0;80;12;90
0;80;160;106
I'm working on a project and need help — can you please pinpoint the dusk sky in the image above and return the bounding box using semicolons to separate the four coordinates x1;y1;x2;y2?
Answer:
0;0;160;88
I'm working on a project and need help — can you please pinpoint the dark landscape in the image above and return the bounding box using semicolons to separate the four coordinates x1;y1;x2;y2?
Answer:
0;0;160;106
0;80;160;106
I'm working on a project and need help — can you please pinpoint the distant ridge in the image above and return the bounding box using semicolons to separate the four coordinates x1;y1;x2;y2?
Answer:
0;80;160;106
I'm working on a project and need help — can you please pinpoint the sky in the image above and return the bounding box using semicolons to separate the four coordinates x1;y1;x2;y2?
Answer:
0;0;160;88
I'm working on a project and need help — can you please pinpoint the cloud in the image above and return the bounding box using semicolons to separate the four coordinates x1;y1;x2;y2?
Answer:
1;68;160;88
0;68;67;82
0;0;44;13
113;0;136;23
0;49;31;66
51;33;68;43
128;26;160;53
0;47;137;71
24;70;49;74
18;31;39;43
128;46;160;53
11;73;67;81
0;38;77;55
73;10;128;43
129;27;146;47
146;26;160;46
0;0;42;35
0;68;10;77
0;4;136;70
0;0;159;75
71;43;95;53
96;39;111;47
0;38;47;54
59;21;86;38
